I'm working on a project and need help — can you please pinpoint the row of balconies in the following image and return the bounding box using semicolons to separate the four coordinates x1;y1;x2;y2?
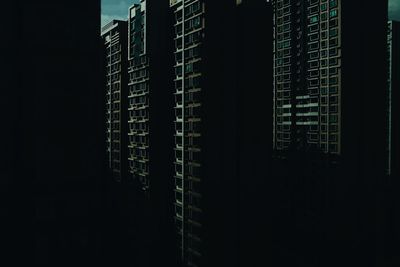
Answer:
129;54;148;67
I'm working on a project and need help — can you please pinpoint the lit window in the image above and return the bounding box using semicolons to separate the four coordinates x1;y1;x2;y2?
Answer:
329;0;338;8
310;15;319;23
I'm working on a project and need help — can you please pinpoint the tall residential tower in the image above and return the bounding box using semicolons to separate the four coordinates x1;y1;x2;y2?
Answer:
127;0;174;192
272;1;388;265
102;20;128;183
127;1;177;266
272;0;388;177
170;1;237;266
170;1;273;266
273;0;344;154
388;20;400;177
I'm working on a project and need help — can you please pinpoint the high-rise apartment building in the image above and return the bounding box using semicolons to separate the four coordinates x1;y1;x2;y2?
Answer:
127;3;150;190
170;1;237;266
102;20;128;183
170;1;204;263
388;20;400;177
272;0;388;167
170;2;206;264
272;1;388;265
170;1;273;266
126;2;177;265
273;0;344;154
127;1;174;192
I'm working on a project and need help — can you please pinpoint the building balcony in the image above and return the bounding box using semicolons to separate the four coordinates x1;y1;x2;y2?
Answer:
175;157;183;164
138;171;149;177
175;87;183;94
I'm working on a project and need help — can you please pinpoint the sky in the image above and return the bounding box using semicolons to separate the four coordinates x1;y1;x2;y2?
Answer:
390;0;400;21
101;0;400;27
101;0;138;27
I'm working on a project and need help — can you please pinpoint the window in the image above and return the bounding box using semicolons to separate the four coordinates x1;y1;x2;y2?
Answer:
175;37;183;49
309;42;319;50
192;1;201;13
310;15;319;23
329;9;338;18
329;39;338;47
283;40;290;48
185;63;193;73
329;77;338;85
321;40;327;49
193;16;201;28
329;47;338;56
175;24;182;35
175;10;182;22
329;58;338;65
329;28;338;37
329;114;338;123
329;86;338;94
309;79;319;87
329;105;338;113
329;125;338;132
309;33;319;42
175;66;182;76
309;6;319;14
309;69;319;77
329;67;338;75
193;76;201;87
309;24;319;32
330;96;338;104
175;51;183;62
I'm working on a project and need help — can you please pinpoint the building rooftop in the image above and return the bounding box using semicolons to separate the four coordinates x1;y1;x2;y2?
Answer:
101;19;126;35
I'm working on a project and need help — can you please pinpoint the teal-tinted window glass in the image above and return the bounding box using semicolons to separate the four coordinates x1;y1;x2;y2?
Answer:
329;0;338;8
310;15;319;23
283;40;290;48
329;28;338;37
